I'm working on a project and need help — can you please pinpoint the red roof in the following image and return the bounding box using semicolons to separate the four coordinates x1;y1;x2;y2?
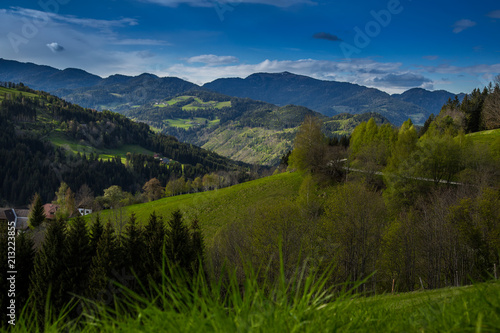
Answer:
43;204;59;220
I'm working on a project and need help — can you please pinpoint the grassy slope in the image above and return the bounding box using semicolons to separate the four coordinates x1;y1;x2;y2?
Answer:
157;95;232;111
200;126;296;165
47;131;155;163
163;117;220;129
90;171;303;242
0;86;39;100
467;128;500;145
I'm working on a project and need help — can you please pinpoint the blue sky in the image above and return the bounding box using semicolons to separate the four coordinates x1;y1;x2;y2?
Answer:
0;0;499;94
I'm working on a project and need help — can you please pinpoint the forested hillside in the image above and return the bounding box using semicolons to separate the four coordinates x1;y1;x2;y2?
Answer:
125;90;385;165
0;83;248;206
203;72;432;125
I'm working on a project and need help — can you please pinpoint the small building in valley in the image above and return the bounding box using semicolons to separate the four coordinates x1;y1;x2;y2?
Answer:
1;208;29;230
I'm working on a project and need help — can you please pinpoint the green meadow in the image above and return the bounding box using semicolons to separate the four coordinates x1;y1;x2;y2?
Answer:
88;171;303;242
48;131;155;163
156;95;232;111
163;117;220;129
467;128;500;145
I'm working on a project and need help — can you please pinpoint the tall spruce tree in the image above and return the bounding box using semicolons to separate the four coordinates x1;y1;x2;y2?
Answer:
165;210;192;273
87;221;118;302
190;218;205;273
15;232;35;308
29;218;67;323
62;216;92;305
121;213;145;291
89;213;104;258
143;211;165;285
28;192;46;228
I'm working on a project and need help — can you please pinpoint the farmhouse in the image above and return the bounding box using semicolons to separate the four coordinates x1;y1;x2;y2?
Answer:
1;208;29;230
43;203;59;220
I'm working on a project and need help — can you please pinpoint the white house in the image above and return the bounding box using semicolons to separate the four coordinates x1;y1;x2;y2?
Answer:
78;208;92;216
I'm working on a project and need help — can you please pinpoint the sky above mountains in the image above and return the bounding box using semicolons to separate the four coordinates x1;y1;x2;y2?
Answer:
0;0;499;94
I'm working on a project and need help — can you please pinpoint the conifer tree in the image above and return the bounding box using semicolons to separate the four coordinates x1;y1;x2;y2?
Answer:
28;192;46;228
62;216;92;304
29;218;67;323
165;210;192;272
15;232;35;308
87;221;118;302
190;218;205;272
121;213;145;290
143;211;165;284
89;213;104;258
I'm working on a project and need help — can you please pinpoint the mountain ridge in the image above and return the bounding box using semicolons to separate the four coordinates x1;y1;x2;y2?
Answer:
0;58;464;125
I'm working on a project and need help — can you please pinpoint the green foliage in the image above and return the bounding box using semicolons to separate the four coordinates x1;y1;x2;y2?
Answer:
87;221;119;301
165;210;192;272
15;232;35;307
62;216;92;305
89;214;104;258
28;193;46;228
29;218;67;323
121;213;145;282
349;119;396;174
55;182;76;219
143;211;165;285
385;119;418;173
190;219;205;270
288;115;328;173
321;182;387;286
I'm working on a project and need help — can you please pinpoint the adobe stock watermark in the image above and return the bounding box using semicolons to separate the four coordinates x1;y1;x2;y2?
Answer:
210;0;242;22
340;0;407;60
6;219;17;326
7;0;71;53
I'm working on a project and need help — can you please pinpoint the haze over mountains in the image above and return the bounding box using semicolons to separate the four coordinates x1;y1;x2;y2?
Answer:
0;58;464;125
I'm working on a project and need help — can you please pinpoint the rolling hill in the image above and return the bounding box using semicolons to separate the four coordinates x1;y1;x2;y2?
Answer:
87;171;303;243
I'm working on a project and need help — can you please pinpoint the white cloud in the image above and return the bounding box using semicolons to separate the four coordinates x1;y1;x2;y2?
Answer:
155;58;433;93
186;54;239;65
423;55;439;61
140;0;316;7
8;7;137;31
46;42;64;53
420;63;500;75
452;19;476;33
487;10;500;19
111;39;171;46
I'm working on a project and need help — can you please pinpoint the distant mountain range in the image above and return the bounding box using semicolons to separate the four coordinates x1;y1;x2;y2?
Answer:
0;58;464;125
204;72;465;125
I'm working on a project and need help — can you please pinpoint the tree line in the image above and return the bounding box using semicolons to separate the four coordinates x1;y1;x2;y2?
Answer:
0;210;204;328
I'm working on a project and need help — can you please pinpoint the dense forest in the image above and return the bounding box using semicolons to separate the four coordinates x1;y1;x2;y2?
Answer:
0;83;250;206
0;210;205;328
